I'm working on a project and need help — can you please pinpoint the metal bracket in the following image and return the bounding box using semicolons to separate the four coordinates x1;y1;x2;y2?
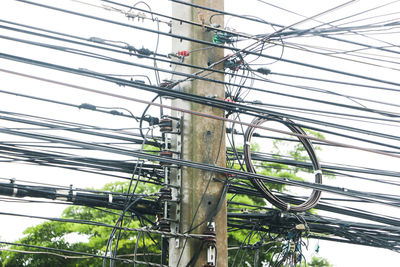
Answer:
170;114;182;248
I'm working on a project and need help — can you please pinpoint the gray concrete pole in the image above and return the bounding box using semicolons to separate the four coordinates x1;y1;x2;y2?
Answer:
169;0;227;266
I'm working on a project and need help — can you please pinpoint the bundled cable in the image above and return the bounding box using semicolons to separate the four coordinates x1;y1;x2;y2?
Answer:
243;115;322;212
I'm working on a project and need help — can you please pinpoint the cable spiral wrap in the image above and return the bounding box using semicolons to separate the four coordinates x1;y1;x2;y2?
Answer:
243;115;322;212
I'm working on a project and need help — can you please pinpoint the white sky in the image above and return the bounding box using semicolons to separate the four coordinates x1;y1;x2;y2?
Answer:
0;0;399;266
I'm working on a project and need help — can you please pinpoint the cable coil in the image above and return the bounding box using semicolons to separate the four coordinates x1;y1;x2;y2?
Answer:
243;115;322;212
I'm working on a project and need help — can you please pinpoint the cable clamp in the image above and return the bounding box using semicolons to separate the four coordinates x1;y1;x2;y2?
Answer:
286;203;291;211
295;224;306;231
12;185;18;198
203;222;216;266
125;11;147;22
56;189;69;201
314;170;322;175
69;185;77;202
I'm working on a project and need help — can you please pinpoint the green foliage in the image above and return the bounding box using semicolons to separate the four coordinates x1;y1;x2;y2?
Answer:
1;131;333;266
0;181;160;267
227;130;333;266
308;256;333;267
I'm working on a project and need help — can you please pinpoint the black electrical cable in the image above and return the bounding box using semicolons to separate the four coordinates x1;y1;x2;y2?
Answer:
14;0;400;89
256;0;400;53
4;0;400;260
0;112;159;149
109;145;148;266
1;56;400;154
2;124;393;210
0;241;133;263
2;38;400;124
241;100;400;128
228;184;400;227
171;0;400;59
2;66;400;161
243;115;322;212
0;182;161;215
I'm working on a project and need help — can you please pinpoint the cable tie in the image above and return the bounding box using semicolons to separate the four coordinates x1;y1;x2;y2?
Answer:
12;185;18;197
108;194;113;203
56;190;69;201
168;53;180;58
71;190;77;202
314;170;322;175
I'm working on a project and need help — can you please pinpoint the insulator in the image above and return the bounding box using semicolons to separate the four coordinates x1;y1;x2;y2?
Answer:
158;219;171;232
159;150;174;166
159;186;172;201
159;118;173;132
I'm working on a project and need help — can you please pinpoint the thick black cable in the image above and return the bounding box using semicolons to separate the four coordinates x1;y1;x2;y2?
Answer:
1;126;400;207
243;115;322;212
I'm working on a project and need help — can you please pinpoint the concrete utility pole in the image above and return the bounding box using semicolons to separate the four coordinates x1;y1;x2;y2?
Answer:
169;0;227;266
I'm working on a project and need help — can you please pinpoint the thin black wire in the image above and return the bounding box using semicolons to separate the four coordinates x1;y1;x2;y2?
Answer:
2;31;400;121
2;55;400;154
0;241;133;263
1;66;400;161
13;0;400;89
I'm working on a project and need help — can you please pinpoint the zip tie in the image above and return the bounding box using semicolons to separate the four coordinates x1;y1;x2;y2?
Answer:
71;190;77;202
286;203;291;211
12;186;18;197
56;190;69;201
108;194;113;203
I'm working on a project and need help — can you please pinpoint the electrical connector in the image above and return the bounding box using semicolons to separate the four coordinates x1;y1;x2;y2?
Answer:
136;47;153;58
256;67;271;75
224;58;242;71
79;103;96;110
159;118;173;132
109;110;123;116
212;32;236;44
177;50;190;57
88;37;105;43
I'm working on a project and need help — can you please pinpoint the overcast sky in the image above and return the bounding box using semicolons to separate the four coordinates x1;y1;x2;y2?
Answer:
0;0;399;266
